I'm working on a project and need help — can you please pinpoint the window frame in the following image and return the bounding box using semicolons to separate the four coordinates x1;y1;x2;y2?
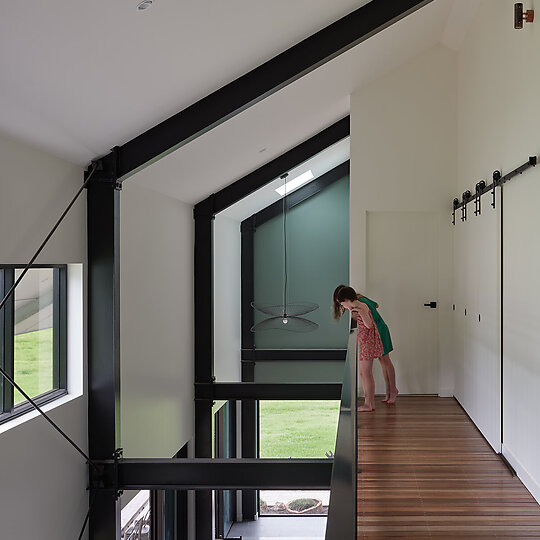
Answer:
0;264;67;424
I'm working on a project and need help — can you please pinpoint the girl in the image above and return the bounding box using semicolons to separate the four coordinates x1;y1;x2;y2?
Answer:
333;285;398;411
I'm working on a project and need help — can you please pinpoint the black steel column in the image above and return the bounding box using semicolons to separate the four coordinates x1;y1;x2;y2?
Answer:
175;445;189;540
1;271;14;412
240;217;258;520
193;196;215;540
87;161;122;539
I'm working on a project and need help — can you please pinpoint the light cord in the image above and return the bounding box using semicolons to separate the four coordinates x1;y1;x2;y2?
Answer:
282;174;288;316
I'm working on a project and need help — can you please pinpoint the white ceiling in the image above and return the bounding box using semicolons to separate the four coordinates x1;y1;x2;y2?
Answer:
1;0;480;206
131;0;463;205
0;0;369;164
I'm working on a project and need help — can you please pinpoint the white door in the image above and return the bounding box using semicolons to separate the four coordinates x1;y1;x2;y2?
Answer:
366;211;439;394
453;204;501;452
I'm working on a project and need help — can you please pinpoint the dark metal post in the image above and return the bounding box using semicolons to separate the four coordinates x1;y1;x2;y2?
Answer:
193;196;215;540
240;217;258;520
1;271;14;412
87;159;122;539
175;444;189;540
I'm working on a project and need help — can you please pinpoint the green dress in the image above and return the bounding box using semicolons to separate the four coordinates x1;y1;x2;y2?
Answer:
357;295;393;355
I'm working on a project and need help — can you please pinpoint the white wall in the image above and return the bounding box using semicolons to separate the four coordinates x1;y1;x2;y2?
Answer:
213;214;241;383
456;0;540;500
0;134;88;539
350;44;457;396
120;182;194;458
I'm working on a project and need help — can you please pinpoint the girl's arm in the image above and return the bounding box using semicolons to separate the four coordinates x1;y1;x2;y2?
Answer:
352;304;373;328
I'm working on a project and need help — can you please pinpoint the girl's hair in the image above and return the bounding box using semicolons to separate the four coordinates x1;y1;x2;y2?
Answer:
332;285;359;320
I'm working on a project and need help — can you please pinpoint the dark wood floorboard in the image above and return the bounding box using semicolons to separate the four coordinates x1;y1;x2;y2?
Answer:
357;396;540;539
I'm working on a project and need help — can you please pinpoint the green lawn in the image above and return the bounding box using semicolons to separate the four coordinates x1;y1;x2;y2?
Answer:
13;327;53;404
259;400;340;458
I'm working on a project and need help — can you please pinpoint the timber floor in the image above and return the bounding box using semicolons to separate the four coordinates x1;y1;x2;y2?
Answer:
357;396;540;539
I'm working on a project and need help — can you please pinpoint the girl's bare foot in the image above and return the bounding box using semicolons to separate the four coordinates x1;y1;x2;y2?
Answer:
387;389;399;404
359;404;375;412
381;394;390;403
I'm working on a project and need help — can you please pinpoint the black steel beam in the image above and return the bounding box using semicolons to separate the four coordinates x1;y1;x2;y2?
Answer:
193;196;215;392
241;217;255;349
93;459;333;491
193;195;214;457
196;382;342;401
193;197;214;540
99;0;433;179
241;349;346;362
87;166;122;539
239;218;257;521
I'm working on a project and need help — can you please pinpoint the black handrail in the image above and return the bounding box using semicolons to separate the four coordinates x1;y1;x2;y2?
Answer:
325;329;358;539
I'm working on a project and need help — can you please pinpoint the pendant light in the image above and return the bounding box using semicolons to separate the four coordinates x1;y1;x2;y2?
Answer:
250;173;319;332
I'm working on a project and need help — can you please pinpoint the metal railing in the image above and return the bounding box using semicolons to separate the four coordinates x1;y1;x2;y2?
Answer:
121;496;150;540
325;328;358;539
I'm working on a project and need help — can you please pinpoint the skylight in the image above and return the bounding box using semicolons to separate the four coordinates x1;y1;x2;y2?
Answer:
275;170;314;197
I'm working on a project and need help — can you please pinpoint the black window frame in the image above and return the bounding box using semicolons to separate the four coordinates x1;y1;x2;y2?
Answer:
0;264;67;424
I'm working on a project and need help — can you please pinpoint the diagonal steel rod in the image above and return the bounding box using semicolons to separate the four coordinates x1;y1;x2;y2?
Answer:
0;163;97;313
0;162;98;468
77;490;96;540
0;365;96;467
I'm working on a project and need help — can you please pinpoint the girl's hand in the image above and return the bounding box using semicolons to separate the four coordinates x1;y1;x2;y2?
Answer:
352;305;373;329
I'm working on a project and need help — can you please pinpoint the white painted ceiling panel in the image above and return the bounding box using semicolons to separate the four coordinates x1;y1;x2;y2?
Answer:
132;0;454;204
0;0;370;164
0;0;479;208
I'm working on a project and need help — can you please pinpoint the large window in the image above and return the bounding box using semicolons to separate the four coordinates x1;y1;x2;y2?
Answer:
0;266;67;423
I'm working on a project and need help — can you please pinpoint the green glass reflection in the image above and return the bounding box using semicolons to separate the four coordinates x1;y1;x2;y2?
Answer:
253;175;350;349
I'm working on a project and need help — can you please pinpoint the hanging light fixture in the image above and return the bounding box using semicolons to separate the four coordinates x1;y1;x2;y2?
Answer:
251;173;319;332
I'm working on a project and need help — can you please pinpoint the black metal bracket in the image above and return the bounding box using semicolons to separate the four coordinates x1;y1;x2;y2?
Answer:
240;347;256;366
84;147;122;190
474;180;486;215
112;448;124;501
452;198;459;225
193;194;215;221
461;190;471;221
89;448;124;501
452;156;537;223
194;379;215;401
492;170;501;208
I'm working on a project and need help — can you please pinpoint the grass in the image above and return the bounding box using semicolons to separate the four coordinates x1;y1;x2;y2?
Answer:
259;400;340;458
13;327;53;405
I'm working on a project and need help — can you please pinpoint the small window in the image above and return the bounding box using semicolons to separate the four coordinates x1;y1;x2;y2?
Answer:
0;265;67;423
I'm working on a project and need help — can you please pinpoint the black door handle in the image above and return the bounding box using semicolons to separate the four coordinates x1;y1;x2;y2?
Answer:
424;302;437;308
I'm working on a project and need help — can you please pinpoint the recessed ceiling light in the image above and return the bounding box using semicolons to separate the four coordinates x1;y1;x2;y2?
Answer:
275;170;314;196
137;0;153;11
